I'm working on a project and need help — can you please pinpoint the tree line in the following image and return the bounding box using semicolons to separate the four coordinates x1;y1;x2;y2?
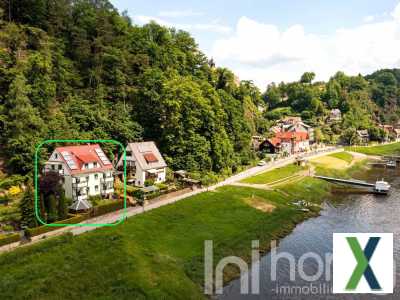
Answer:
0;0;400;178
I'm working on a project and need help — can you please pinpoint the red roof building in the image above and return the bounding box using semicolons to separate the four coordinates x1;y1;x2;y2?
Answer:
44;144;114;205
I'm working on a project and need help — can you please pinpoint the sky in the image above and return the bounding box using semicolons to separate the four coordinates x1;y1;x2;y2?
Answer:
110;0;400;88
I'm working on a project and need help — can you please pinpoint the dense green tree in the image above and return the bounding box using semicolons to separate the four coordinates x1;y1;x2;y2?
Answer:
300;72;315;84
3;74;46;173
19;183;38;228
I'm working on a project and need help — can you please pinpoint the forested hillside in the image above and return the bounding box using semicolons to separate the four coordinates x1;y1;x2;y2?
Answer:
1;0;400;177
0;0;266;176
264;69;400;144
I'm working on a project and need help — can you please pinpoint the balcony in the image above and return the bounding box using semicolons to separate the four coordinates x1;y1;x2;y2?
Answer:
73;180;88;188
101;176;114;183
101;188;114;195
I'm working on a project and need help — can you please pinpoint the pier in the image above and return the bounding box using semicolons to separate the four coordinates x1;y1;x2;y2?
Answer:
314;176;390;194
314;176;375;187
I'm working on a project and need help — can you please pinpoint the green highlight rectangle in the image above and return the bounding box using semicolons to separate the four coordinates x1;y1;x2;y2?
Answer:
34;139;126;227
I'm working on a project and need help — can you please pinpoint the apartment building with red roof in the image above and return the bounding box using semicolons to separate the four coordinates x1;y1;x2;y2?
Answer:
44;144;114;209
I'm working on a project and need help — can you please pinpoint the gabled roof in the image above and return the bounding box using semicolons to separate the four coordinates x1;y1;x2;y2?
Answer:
126;141;167;170
276;131;309;142
69;199;92;211
268;137;282;147
53;144;113;175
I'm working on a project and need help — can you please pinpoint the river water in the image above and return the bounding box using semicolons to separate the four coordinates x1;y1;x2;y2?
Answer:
220;167;400;300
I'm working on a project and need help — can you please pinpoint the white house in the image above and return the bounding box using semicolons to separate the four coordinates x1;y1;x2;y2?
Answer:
117;141;167;187
44;144;114;208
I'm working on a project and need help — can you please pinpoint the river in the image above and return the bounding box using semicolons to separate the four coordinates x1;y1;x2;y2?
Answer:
220;167;400;299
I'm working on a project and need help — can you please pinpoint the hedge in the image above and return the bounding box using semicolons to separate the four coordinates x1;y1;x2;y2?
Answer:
91;200;125;217
0;233;20;247
26;213;90;237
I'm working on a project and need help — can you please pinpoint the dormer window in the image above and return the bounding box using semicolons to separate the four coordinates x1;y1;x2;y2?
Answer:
55;153;58;159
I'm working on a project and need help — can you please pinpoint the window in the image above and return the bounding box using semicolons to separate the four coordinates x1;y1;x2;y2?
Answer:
86;176;89;182
51;165;55;170
54;153;58;159
95;185;99;192
95;174;98;180
84;163;88;169
126;151;132;156
58;164;62;170
94;162;98;168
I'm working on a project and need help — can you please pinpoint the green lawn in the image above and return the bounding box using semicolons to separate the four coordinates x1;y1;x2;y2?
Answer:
345;142;400;156
0;180;330;300
328;151;353;163
241;164;305;184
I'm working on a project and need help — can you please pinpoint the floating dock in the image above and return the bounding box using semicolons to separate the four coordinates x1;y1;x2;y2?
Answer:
314;176;374;187
314;176;390;195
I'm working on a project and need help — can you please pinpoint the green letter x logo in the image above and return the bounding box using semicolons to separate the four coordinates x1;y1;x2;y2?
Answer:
346;237;382;291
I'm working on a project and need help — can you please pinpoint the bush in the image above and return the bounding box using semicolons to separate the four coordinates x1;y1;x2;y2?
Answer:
88;195;103;206
25;214;90;237
144;178;155;187
133;190;145;204
91;200;125;217
0;175;26;190
1;224;14;232
0;233;20;247
199;172;219;186
155;183;168;191
126;185;139;196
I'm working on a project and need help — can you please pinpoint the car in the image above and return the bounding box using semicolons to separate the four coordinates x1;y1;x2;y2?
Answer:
257;160;267;166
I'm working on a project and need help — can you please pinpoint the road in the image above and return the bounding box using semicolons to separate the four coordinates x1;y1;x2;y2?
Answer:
0;146;342;252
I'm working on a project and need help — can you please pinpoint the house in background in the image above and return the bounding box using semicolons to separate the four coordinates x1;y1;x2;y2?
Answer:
251;135;265;151
261;132;310;155
260;137;281;154
44;144;114;209
394;129;400;140
356;130;370;144
274;116;314;142
328;109;342;122
117;141;167;187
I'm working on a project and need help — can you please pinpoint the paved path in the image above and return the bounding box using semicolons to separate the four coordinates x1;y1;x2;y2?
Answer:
0;147;342;253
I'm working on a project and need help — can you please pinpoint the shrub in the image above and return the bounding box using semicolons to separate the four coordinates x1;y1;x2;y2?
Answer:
155;183;168;191
0;233;20;247
88;195;103;206
25;214;89;237
144;178;155;187
1;224;14;232
91;200;124;217
199;172;219;186
132;190;145;205
0;175;26;190
126;185;139;196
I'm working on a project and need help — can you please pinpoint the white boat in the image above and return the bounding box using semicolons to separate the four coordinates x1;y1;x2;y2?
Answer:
374;179;391;194
386;161;396;168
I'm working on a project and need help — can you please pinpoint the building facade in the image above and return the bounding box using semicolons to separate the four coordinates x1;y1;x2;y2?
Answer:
117;141;167;187
44;144;114;204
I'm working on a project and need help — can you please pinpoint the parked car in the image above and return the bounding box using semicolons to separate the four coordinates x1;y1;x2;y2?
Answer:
257;160;267;166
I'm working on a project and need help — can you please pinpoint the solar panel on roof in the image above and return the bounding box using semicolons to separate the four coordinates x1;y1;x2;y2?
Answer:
94;148;111;165
61;151;78;170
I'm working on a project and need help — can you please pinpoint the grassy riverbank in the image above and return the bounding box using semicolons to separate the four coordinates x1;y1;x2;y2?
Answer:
240;164;305;184
345;142;400;156
1;152;373;299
